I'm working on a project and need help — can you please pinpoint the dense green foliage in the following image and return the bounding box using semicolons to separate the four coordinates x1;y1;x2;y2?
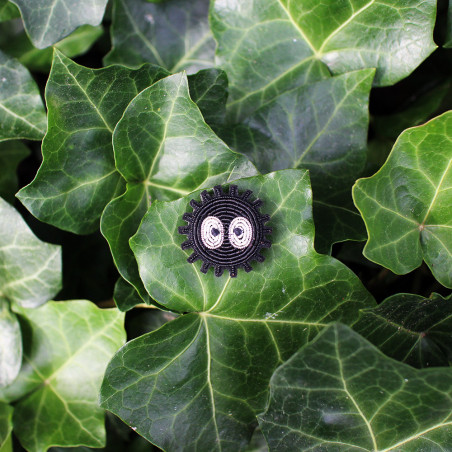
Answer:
0;0;451;451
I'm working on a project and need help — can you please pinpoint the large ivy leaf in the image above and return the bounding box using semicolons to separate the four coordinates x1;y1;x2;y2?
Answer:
100;169;375;451
0;197;61;308
0;299;21;388
353;111;452;288
259;323;452;451
225;69;373;253
17;51;169;234
0;301;125;452
0;141;29;204
0;51;46;142
10;0;108;49
0;403;12;450
211;0;436;121
354;292;452;368
104;0;214;74
101;72;251;306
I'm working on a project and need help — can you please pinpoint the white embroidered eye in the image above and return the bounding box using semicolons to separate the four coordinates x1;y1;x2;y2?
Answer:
200;216;224;249
229;217;253;249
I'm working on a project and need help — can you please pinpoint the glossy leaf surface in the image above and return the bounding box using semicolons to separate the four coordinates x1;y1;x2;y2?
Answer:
105;0;214;74
211;0;436;121
0;300;21;388
0;301;125;452
353;112;452;288
17;51;169;234
0;51;46;142
0;403;12;449
0;197;61;308
101;72;249;305
10;0;108;48
354;292;452;368
101;169;375;451
259;323;452;451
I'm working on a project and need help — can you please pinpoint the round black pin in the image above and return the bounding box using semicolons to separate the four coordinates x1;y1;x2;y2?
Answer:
178;185;272;277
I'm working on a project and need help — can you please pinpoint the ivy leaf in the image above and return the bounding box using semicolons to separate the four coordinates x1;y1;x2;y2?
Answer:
104;0;214;74
0;403;12;450
0;141;29;203
188;69;228;127
0;51;46;142
0;0;19;22
17;50;169;234
445;0;452;48
225;69;373;253
0;301;125;452
353;111;452;288
211;0;436;121
101;72;250;306
6;25;104;73
0;197;61;308
10;0;108;49
100;169;375;451
113;277;149;312
259;323;452;451
354;292;452;368
0;300;21;388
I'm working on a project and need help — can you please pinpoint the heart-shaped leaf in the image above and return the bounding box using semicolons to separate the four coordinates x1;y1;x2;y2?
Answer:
0;301;125;452
0;140;29;203
259;323;452;451
100;169;375;451
354;292;452;368
17;51;169;234
0;299;21;388
225;69;374;253
105;0;214;74
211;0;436;121
0;402;12;449
353;111;452;288
0;51;46;142
10;0;108;49
0;197;61;308
101;72;251;306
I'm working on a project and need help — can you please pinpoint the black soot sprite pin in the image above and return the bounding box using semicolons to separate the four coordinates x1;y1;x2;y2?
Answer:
178;185;272;277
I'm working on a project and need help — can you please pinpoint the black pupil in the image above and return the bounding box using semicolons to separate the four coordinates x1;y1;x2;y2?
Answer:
211;228;220;237
234;228;242;236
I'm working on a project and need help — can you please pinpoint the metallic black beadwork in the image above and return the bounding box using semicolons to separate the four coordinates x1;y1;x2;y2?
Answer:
178;184;272;277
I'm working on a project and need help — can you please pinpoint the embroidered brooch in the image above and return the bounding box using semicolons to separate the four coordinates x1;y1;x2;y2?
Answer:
178;185;272;277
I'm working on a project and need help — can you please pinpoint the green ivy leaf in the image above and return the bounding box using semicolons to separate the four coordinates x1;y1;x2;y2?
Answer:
354;292;452;368
0;141;29;203
17;50;169;234
10;0;108;49
0;197;61;308
0;301;125;452
104;0;214;73
101;72;251;306
445;0;452;48
113;277;149;312
353;111;452;288
0;300;21;388
211;0;436;121
0;0;19;22
0;403;12;450
6;25;104;73
100;169;375;451
259;323;452;451
0;51;46;142
188;69;228;127
225;69;374;253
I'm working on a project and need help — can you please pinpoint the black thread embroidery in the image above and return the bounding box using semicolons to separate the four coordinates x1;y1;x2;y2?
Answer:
178;184;272;277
